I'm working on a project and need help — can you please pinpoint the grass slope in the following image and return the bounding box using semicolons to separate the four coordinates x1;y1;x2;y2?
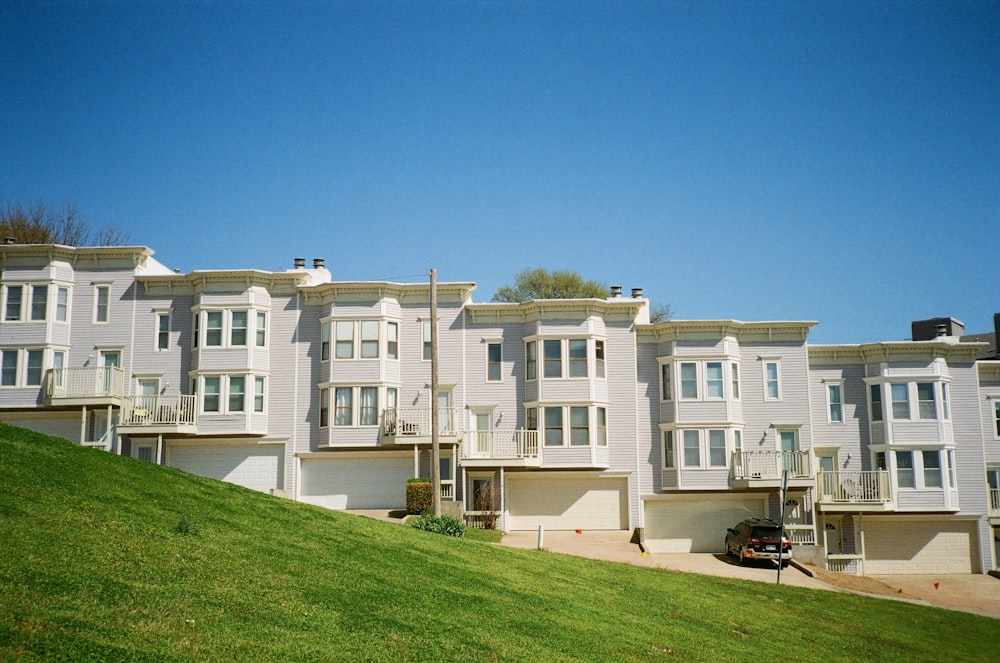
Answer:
1;423;997;662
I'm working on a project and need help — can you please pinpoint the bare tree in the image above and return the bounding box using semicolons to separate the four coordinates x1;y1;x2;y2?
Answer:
0;200;130;246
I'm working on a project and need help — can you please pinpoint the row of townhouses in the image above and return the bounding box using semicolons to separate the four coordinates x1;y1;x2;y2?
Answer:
2;243;998;576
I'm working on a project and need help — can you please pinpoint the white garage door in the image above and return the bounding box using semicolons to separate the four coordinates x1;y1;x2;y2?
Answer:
507;474;627;531
300;456;412;510
169;444;282;493
644;495;766;553
864;518;976;575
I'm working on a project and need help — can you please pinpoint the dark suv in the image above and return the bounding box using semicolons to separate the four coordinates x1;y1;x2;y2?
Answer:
724;518;792;568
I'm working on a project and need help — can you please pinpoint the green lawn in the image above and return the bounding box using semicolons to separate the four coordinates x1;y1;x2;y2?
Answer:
1;423;997;661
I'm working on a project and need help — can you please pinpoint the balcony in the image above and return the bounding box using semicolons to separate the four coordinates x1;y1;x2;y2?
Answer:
118;395;198;434
46;367;125;406
990;488;1000;519
731;451;813;489
815;470;894;512
461;430;541;468
381;407;458;445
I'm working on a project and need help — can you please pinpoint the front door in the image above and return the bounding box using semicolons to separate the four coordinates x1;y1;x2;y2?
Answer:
438;390;453;434
473;411;492;455
100;351;121;393
779;430;799;473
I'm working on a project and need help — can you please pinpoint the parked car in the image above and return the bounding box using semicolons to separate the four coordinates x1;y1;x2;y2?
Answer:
725;518;792;568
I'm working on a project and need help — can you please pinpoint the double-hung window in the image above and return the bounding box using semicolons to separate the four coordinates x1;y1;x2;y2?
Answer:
568;340;587;378
30;285;47;321
661;363;672;400
870;384;883;421
230;312;248;346
526;341;537;381
319;389;330;427
0;350;17;386
94;285;110;323
708;429;726;467
595;340;605;378
486;342;502;382
764;361;780;399
321;322;331;361
682;430;701;467
25;350;43;386
828;383;844;423
922;450;942;488
360;321;379;358
228;376;246;412
705;362;723;398
890;383;910;420
995;400;1000;438
4;286;22;321
731;363;740;399
386;322;398;359
56;287;69;322
917;383;936;419
569;406;589;445
896;450;915;488
335;321;354;359
256;312;267;347
205;312;223;346
680;362;698;399
543;340;562;378
596;407;607;446
422;321;433;360
254;376;265;412
203;377;221;413
663;431;675;468
544;407;563;446
334;387;353;426
360;387;379;426
157;313;171;350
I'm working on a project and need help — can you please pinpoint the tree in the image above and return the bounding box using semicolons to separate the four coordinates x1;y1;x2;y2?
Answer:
650;302;673;323
0;200;131;247
492;268;609;302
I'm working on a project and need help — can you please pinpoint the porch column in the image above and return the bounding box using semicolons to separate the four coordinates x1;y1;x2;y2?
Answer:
858;513;866;575
106;405;113;452
155;434;163;465
413;445;419;477
500;466;506;531
79;406;87;446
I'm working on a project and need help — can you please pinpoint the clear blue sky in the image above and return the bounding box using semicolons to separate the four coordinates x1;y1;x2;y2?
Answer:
2;1;998;344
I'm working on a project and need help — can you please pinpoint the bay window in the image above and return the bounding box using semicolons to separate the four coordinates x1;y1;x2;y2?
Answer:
30;285;47;321
890;383;910;420
570;406;589;445
543;340;562;378
680;362;698;399
917;383;936;419
706;362;723;398
568;340;587;378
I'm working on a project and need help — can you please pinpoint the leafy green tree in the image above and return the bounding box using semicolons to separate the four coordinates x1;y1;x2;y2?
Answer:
0;200;130;246
492;268;609;302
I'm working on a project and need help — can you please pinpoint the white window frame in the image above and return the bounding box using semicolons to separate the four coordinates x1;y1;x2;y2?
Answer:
254;376;266;413
827;382;844;423
660;362;672;401
386;321;398;359
0;349;17;386
55;286;70;322
320;321;331;361
916;382;937;420
256;312;268;348
568;339;588;378
869;383;884;422
30;284;48;321
360;320;380;359
155;310;172;351
890;383;910;420
25;348;44;386
93;284;111;324
731;362;740;400
763;359;781;400
486;341;503;382
4;284;23;321
679;362;698;399
705;361;724;399
594;340;605;379
422;320;432;361
543;339;562;379
678;428;731;469
663;430;675;469
230;311;249;347
525;340;537;381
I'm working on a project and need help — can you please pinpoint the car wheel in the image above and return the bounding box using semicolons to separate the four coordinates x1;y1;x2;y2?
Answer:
724;541;732;557
780;560;790;569
738;546;747;566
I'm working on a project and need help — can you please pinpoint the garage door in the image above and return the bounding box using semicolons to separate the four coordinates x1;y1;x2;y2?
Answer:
169;444;283;493
644;495;766;553
864;518;976;575
300;456;412;510
506;474;627;531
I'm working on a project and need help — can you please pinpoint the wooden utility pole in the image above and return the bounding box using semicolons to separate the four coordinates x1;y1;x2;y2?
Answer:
430;268;441;516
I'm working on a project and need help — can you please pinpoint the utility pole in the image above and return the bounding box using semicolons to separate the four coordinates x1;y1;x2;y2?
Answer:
430;268;441;516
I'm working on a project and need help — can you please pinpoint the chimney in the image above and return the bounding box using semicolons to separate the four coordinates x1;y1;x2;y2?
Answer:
631;287;644;298
610;285;622;298
313;258;325;269
935;324;948;337
294;257;306;269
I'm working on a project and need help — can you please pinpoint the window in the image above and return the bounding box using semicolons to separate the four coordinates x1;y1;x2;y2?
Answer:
570;406;589;445
230;311;248;346
360;321;379;358
731;363;740;399
192;313;199;349
828;383;843;423
947;450;956;488
680;362;698;399
26;350;43;386
870;384;883;421
733;430;742;455
254;377;265;412
487;342;502;381
360;387;378;426
228;376;245;412
386;387;398;411
0;351;16;386
157;313;170;350
941;383;949;420
569;340;587;378
544;407;563;446
205;312;223;346
387;322;398;359
422;321;432;360
896;450;914;488
526;341;537;381
203;377;220;413
543;340;562;378
661;364;672;400
56;287;69;322
596;407;607;446
708;429;726;467
682;430;700;467
764;361;780;399
890;383;909;420
95;285;109;323
335;321;354;359
135;445;155;463
595;340;605;378
663;430;674;468
706;362;723;398
995;401;1000;438
321;322;331;361
917;383;936;419
256;312;267;347
30;285;47;321
52;351;65;385
526;407;537;432
5;286;22;321
334;387;353;426
818;454;836;472
319;389;330;427
922;450;942;488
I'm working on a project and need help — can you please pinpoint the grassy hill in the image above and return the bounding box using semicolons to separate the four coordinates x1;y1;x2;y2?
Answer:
1;423;997;662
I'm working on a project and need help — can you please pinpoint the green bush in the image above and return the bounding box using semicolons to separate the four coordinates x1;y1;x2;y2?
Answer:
406;478;433;515
409;514;466;538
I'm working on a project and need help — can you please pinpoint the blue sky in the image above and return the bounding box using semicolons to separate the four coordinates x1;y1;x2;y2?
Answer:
2;1;998;344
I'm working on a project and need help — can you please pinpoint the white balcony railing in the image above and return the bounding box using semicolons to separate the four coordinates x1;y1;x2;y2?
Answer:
47;366;125;400
990;488;1000;517
120;395;198;428
467;430;540;460
816;470;892;505
731;450;812;481
382;407;457;437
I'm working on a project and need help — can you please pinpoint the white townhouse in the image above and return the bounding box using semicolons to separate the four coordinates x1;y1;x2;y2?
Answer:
0;242;996;576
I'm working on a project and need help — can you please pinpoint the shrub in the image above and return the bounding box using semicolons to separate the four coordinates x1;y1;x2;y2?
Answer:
409;514;466;538
406;478;433;515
